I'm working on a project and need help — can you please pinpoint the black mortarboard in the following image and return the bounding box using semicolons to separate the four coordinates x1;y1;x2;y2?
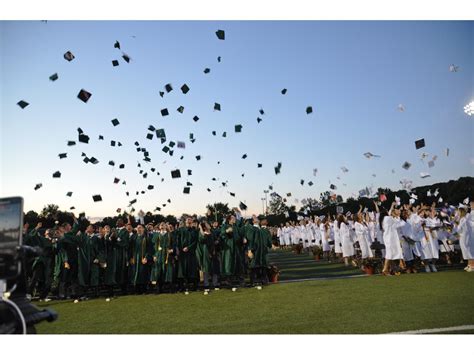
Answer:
151;168;156;172
112;60;119;67
162;146;170;153
183;187;190;194
114;177;120;184
308;181;314;186
135;141;140;146
287;193;292;197
259;108;265;115
177;141;185;148
229;192;235;197
148;125;156;132
111;140;116;146
193;116;199;122
257;117;262;123
89;157;99;164
186;182;193;186
52;171;61;178
59;153;67;159
212;177;216;181
49;73;59;81
242;154;247;159
217;56;221;62
114;40;120;49
257;163;262;168
77;127;84;134
161;137;167;144
222;132;227;138
64;51;75;61
204;68;210;74
17;100;29;109
66;191;73;197
187;169;192;176
281;88;287;95
111;118;120;126
122;54;130;63
129;199;137;205
216;30;225;40
77;89;92;103
415;139;425;150
83;157;90;163
212;131;216;136
169;141;176;148
108;160;115;166
92;195;102;202
306;106;313;114
148;185;154;190
235;124;242;133
167;199;171;203
155;129;166;139
165;83;173;93
330;184;336;190
181;84;190;94
70;207;75;210
146;133;153;140
126;191;129;196
239;202;248;211
300;179;305;185
196;155;201;161
155;207;161;211
99;135;104;140
177;106;184;113
402;161;411;170
241;173;245;177
214;103;221;111
78;134;89;144
207;188;211;192
161;108;169;116
119;164;125;169
171;169;181;179
274;162;282;175
34;183;42;191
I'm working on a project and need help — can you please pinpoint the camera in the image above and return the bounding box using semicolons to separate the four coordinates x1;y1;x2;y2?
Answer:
0;197;57;334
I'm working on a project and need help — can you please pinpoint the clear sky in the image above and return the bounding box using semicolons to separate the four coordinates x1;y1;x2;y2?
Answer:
1;21;473;218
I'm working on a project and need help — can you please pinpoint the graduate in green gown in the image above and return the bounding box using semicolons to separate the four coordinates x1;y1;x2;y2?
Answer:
56;218;80;300
76;224;94;300
150;223;167;292
259;217;273;285
130;225;153;294
89;225;105;297
220;214;244;287
115;218;130;294
104;225;118;297
164;224;178;292
177;217;199;292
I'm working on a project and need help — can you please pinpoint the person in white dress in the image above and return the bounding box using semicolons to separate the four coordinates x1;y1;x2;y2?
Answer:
381;202;405;275
338;214;355;266
453;204;474;271
416;206;439;272
333;217;342;258
398;209;416;273
319;219;331;261
354;213;373;261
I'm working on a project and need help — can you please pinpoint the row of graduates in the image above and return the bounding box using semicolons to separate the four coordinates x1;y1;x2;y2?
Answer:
24;209;273;301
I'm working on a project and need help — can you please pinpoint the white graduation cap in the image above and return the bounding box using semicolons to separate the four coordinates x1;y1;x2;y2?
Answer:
434;188;439;197
284;211;290;218
449;64;459;72
395;196;401;206
397;104;405;112
336;206;343;214
427;190;432;197
409;198;416;205
363;152;381;159
341;166;349;173
313;168;318;176
438;197;443;203
463;197;470;205
420;172;431;179
410;193;418;200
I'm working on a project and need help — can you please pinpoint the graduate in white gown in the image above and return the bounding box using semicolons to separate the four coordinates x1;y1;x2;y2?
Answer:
319;219;331;261
283;223;291;249
333;218;342;257
417;207;439;272
398;209;417;273
453;203;474;271
354;213;373;260
381;202;406;275
338;214;355;266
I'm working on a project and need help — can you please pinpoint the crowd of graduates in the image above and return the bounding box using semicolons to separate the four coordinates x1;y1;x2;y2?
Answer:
23;208;274;302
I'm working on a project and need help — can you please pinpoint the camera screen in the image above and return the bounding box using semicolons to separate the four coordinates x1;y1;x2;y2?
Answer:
0;199;22;254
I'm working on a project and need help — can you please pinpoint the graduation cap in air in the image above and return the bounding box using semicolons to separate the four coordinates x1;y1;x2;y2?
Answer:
171;169;181;179
119;164;125;169
415;139;425;150
66;191;73;197
193;116;200;122
52;171;61;178
287;193;292;197
70;207;75;210
122;54;131;63
148;125;156;132
154;207;161;212
146;133;154;140
215;29;225;40
308;181;314;186
274;162;282;175
161;108;169;116
213;102;221;111
235;124;242;133
162;146;170;154
196;155;202;161
111;118;120;126
341;167;349;173
257;163;262;168
229;192;235;197
49;73;59;81
98;135;104;140
177;106;184;114
114;177;120;184
186;181;193;187
129;199;137;205
257;117;262;123
306;106;313;114
108;160;115;166
169;141;176;148
92;195;102;202
239;202;248;211
207;188;211;192
83;157;90;164
241;173;245;177
242;154;247;159
222;132;227;137
428;160;435;168
17;100;29;109
330;184;337;190
156;129;166;139
177;141;185;148
111;140;117;147
183;187;190;194
159;91;164;98
181;84;190;94
402;161;412;170
64;51;75;61
217;56;221;62
89;157;99;164
148;185;154;190
34;183;43;191
204;68;211;74
165;83;173;93
281;88;287;95
112;60;119;67
420;172;430;179
187;169;192;176
300;179;305;186
114;40;120;49
77;89;92;103
59;153;67;159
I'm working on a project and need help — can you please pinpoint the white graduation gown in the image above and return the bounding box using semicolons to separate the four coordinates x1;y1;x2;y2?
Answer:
340;222;355;257
333;221;342;253
398;221;415;261
455;215;474;260
382;216;405;260
355;222;373;259
320;224;331;252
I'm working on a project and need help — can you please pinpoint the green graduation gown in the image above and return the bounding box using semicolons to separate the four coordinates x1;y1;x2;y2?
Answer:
177;227;198;280
130;233;153;286
104;233;118;286
219;222;242;276
115;227;130;286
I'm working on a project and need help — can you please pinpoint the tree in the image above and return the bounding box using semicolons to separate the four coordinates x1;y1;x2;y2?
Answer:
205;202;231;223
268;194;290;215
40;204;60;219
299;197;323;214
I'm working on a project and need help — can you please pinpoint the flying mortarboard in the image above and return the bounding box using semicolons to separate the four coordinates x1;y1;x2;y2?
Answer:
415;139;425;150
146;133;154;140
52;171;61;178
111;118;120;126
428;160;435;168
235;124;242;133
63;51;75;61
111;140;116;147
59;153;67;159
165;83;173;93
66;191;73;197
112;60;119;67
34;183;43;191
156;129;166;139
114;41;120;49
242;154;247;159
196;155;201;161
308;181;314;186
98;135;104;140
122;54;130;63
183;187;190;194
169;141;176;148
159;91;164;97
300;179;304;185
215;30;225;40
193;116;200;122
222;132;227;137
89;157;99;164
229;192;235;197
77;89;92;103
17;100;29;109
49;73;59;81
92;195;102;202
177;106;184;113
217;56;221;62
108;160;115;166
214;103;221;111
177;141;185;148
402;161;412;170
148;185;154;190
171;169;181;179
239;202;248;210
306;106;313;114
187;169;192;176
181;84;190;94
420;172;430;179
204;68;210;74
114;177;120;184
281;88;287;95
330;184;336;190
161;108;169;116
257;163;262;168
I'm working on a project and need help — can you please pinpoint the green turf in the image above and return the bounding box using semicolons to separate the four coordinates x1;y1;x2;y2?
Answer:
34;250;474;334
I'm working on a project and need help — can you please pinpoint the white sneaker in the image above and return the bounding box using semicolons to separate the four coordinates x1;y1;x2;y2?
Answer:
184;291;189;295
425;265;431;273
231;287;237;292
464;266;469;271
466;267;474;272
73;299;79;304
214;287;220;291
431;265;438;272
203;291;209;295
105;298;111;302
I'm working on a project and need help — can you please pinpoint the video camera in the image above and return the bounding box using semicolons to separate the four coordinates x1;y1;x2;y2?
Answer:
0;197;57;334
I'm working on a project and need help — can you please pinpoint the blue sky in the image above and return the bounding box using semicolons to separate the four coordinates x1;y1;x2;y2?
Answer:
1;21;473;218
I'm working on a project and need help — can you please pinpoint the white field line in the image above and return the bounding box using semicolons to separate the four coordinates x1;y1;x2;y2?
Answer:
277;274;368;283
388;324;474;334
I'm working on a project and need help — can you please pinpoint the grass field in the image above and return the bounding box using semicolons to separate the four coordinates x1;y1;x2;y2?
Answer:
35;249;474;334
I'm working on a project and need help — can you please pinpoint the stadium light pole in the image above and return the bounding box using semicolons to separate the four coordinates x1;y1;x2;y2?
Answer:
263;190;269;214
261;198;266;215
